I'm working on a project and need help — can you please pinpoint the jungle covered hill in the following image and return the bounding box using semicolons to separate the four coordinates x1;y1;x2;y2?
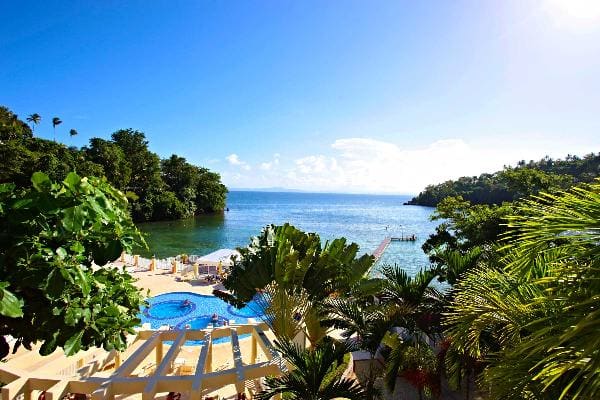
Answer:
406;152;600;206
0;106;227;222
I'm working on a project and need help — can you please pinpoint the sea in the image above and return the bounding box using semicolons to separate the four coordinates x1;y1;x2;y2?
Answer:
135;191;438;277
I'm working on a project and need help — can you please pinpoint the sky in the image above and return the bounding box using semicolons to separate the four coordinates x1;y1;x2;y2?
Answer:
1;1;599;194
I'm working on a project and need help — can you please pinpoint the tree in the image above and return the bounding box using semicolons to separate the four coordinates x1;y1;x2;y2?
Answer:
83;138;131;190
1;105;228;223
255;339;365;400
161;155;200;217
26;113;41;134
111;128;161;194
0;172;147;358
382;333;440;399
407;154;599;208
323;298;391;399
445;180;600;399
0;106;32;141
422;196;513;265
194;168;228;212
52;117;62;141
374;266;444;396
217;224;375;346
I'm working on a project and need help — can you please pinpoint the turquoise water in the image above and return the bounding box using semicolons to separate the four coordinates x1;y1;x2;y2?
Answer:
136;191;437;276
139;292;265;344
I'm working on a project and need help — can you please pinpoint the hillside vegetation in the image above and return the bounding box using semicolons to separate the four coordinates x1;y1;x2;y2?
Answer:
406;152;600;206
0;106;227;222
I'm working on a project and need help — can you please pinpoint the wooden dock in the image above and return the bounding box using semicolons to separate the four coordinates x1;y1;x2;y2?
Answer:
391;235;417;242
373;237;391;262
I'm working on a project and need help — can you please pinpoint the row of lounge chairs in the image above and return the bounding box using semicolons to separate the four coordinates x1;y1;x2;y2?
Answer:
178;270;226;284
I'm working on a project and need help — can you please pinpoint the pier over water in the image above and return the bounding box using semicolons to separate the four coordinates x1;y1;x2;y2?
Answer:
372;237;391;262
372;234;418;262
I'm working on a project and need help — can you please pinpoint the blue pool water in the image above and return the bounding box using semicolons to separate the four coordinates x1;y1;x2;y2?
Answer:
139;292;265;344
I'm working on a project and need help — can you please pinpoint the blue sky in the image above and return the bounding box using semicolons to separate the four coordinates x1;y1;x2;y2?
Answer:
1;1;599;193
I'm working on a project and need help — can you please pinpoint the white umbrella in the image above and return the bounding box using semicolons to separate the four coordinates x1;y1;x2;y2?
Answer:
197;249;240;267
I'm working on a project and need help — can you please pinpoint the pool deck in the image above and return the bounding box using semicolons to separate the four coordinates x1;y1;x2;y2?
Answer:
110;261;226;297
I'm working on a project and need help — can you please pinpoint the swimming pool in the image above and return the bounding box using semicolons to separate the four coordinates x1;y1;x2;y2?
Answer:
139;292;265;343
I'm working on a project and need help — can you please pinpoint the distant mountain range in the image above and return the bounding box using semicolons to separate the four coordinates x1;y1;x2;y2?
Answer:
229;187;413;196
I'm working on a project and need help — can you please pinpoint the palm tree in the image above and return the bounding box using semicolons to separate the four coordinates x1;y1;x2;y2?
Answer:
255;339;366;400
374;266;445;395
446;181;600;399
52;117;62;141
216;224;375;347
26;113;41;134
432;246;482;285
379;265;445;335
324;298;393;399
325;265;445;397
382;332;440;399
69;129;78;145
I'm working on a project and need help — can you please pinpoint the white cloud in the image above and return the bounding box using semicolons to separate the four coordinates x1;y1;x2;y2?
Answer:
226;153;251;171
259;154;281;171
226;154;242;165
221;136;595;193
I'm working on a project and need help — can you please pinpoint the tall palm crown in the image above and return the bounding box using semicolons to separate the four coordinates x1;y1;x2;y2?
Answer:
51;117;62;141
26;113;41;133
69;129;78;137
255;339;365;400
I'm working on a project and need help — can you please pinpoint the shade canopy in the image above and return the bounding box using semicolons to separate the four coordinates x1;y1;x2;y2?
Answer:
197;248;241;267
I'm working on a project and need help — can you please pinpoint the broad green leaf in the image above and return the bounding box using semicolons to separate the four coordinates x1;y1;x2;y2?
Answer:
63;331;84;355
62;206;85;232
63;172;81;190
31;172;51;192
74;267;91;297
40;332;59;356
0;282;23;318
46;269;65;297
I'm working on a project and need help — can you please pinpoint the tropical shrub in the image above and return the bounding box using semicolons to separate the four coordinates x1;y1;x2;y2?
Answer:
0;172;147;358
255;338;365;400
216;224;375;345
445;180;600;399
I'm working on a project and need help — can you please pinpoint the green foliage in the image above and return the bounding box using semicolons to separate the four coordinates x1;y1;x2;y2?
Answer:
0;105;227;222
255;339;365;400
421;196;513;269
407;153;598;207
0;106;32;141
431;246;482;285
217;223;374;344
445;181;600;399
426;197;515;250
0;172;147;356
26;113;41;133
220;224;374;305
83;138;131;189
382;333;440;397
